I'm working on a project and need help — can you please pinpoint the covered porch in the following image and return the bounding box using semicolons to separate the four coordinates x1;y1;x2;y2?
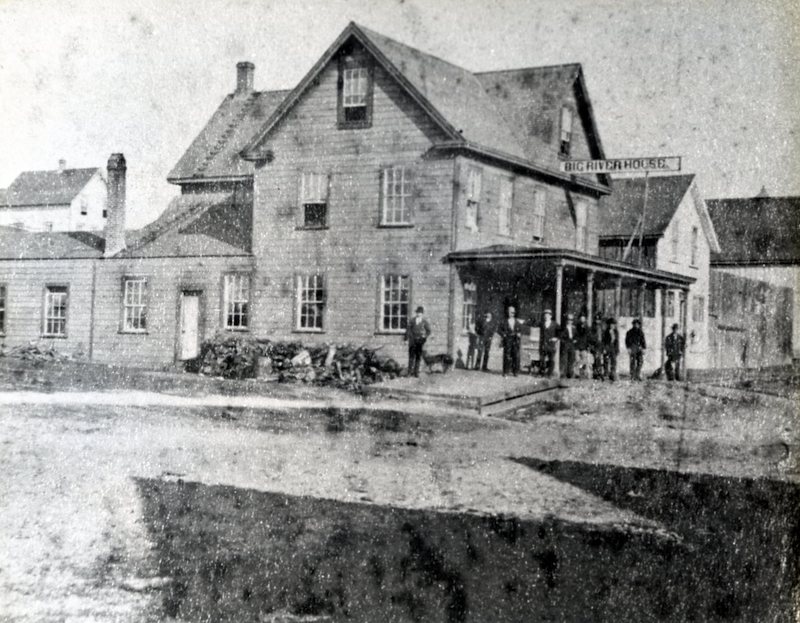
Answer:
447;246;696;377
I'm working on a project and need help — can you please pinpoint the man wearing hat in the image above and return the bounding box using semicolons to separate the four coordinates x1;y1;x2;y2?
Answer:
404;306;431;377
602;317;620;381
664;323;686;381
560;313;578;378
591;312;605;380
574;313;592;379
539;309;560;377
625;318;647;381
499;305;525;376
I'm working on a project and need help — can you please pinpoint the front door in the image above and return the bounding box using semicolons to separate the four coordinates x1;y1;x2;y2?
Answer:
179;292;201;360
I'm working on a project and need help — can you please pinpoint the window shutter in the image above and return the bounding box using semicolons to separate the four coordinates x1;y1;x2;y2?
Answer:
296;170;305;227
405;165;416;223
378;167;387;226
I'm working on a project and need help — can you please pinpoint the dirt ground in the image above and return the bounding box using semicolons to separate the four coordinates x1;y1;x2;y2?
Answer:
0;374;797;621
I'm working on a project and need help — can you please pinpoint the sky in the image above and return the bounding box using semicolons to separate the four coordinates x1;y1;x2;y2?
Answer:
0;0;798;227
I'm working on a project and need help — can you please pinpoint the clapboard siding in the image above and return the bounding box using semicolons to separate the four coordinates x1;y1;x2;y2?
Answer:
251;43;456;361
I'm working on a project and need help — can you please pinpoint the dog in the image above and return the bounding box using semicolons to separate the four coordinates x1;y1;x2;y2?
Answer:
423;352;454;373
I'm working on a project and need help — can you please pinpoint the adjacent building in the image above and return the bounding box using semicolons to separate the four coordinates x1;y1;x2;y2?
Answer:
0;160;107;232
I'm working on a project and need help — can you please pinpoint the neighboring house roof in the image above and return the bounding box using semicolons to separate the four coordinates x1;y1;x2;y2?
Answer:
238;22;609;194
168;89;290;183
3;168;100;207
0;226;103;260
707;195;800;265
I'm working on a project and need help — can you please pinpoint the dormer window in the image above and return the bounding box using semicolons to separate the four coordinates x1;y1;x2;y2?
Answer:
559;107;573;157
338;54;373;129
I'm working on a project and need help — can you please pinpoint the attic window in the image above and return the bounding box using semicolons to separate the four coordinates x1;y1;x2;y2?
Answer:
559;107;573;157
338;56;373;129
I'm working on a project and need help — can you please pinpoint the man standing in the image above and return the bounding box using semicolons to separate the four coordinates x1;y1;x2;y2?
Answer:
603;317;620;382
560;313;577;378
539;309;560;377
574;313;592;379
499;306;525;376
591;312;605;381
664;323;685;381
404;306;431;378
474;311;496;372
625;318;647;381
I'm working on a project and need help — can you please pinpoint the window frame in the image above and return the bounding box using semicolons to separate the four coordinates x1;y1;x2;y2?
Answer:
378;274;410;334
42;284;68;338
299;172;330;229
692;295;705;322
462;282;477;333
222;273;251;331
0;283;6;336
121;276;148;334
665;291;675;318
559;106;573;157
532;187;547;240
381;166;412;226
690;225;699;266
465;166;482;232
337;56;374;130
497;176;513;237
80;197;88;216
575;200;588;252
295;274;326;333
671;222;680;262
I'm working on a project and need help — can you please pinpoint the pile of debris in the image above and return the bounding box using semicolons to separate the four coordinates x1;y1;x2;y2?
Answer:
1;342;71;363
192;334;403;391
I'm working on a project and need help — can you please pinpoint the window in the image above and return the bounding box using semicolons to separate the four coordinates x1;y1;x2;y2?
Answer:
0;284;6;334
671;222;679;261
122;278;147;332
559;107;573;157
643;289;656;318
532;188;546;240
43;286;68;337
575;200;588;252
338;57;372;128
665;291;675;317
462;282;477;332
102;207;107;218
300;172;329;228
498;177;513;236
690;226;699;266
465;166;482;232
692;295;705;322
296;274;325;331
80;198;88;216
380;274;409;332
223;274;250;330
381;166;411;225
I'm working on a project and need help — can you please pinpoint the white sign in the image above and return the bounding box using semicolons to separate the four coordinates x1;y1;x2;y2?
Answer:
560;156;682;174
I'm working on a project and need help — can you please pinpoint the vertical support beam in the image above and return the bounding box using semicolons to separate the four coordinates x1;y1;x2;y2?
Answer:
586;270;595;327
614;277;622;319
554;262;564;378
638;281;646;319
681;288;690;379
660;287;667;371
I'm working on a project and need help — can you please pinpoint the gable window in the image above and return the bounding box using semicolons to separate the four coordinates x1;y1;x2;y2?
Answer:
462;282;477;332
380;274;409;332
296;274;325;331
223;273;250;330
80;198;88;216
671;222;680;261
43;285;68;337
381;166;412;225
498;177;513;236
665;291;675;317
122;277;147;332
300;172;329;228
338;55;373;128
533;188;546;240
0;284;6;335
559;107;573;157
465;166;482;232
575;200;588;252
690;226;699;266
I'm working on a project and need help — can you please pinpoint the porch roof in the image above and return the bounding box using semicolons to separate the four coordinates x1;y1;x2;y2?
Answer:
445;245;695;288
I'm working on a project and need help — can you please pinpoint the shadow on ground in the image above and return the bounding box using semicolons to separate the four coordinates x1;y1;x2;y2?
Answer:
513;457;800;621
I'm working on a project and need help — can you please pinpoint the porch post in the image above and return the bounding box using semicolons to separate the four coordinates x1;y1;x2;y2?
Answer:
554;262;564;378
681;287;690;379
638;281;646;319
660;287;667;372
586;270;595;326
614;277;622;319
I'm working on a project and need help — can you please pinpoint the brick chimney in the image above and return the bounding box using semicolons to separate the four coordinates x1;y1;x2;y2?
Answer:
58;159;66;172
235;61;254;96
104;153;126;257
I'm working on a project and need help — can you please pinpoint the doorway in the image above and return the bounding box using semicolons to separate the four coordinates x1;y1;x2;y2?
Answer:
179;291;202;360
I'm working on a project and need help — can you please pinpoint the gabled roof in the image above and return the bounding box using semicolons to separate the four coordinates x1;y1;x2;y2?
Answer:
239;22;609;194
3;168;100;207
707;195;800;265
0;226;103;260
168;89;290;183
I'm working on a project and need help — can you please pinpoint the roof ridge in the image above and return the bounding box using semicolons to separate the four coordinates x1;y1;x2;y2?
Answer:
15;166;100;175
475;63;581;75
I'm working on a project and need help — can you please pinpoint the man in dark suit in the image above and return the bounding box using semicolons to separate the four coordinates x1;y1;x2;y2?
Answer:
560;313;578;378
539;309;560;377
474;311;496;372
625;318;647;381
574;313;592;379
664;323;685;381
591;312;605;380
404;306;431;377
603;317;620;382
499;306;525;376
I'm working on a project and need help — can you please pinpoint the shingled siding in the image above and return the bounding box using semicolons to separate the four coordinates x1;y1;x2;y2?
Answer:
0;259;95;356
90;256;254;368
250;45;456;362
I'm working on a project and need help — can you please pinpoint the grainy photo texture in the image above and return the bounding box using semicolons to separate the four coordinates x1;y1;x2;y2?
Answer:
0;1;798;621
